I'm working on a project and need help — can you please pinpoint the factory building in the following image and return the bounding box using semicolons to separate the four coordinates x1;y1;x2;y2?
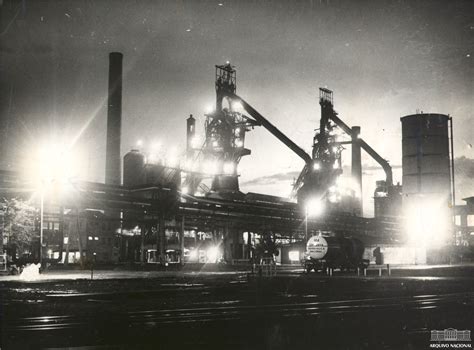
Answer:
1;55;472;267
454;197;474;247
62;209;118;264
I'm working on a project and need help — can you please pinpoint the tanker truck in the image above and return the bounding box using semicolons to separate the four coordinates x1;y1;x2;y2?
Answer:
303;235;369;273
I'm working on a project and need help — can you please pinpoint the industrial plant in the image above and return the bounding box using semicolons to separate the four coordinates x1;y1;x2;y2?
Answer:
2;0;473;347
1;52;472;270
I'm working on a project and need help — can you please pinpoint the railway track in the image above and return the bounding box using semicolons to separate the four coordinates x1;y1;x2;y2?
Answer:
4;292;473;332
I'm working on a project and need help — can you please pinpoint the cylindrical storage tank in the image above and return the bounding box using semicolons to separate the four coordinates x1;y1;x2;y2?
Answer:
401;114;451;198
401;114;452;244
123;149;146;187
306;236;344;263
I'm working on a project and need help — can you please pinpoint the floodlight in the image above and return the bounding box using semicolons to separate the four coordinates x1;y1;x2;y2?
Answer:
306;198;324;217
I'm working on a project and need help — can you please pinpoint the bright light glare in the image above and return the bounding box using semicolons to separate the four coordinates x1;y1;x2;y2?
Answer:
181;186;189;194
206;246;219;263
184;159;194;171
223;162;235;174
203;160;218;175
232;101;243;111
151;141;161;150
328;193;338;203
336;176;361;198
189;249;198;260
313;162;321;171
333;162;339;169
404;200;450;248
166;148;179;167
147;154;158;164
19;263;41;281
26;143;82;186
306;198;324;217
136;140;143;147
288;250;300;262
190;137;201;149
205;104;214;114
235;139;244;148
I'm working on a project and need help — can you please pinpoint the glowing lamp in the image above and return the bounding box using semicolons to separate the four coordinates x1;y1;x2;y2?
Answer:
205;104;214;114
232;102;243;111
203;160;218;175
288;250;300;262
206;247;219;263
306;198;324;217
189;249;198;260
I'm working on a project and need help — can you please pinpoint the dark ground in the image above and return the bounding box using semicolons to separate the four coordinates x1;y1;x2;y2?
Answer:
1;265;473;350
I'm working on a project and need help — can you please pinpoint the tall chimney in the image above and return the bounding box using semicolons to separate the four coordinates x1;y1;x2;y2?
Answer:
105;52;123;185
351;126;362;215
186;114;196;152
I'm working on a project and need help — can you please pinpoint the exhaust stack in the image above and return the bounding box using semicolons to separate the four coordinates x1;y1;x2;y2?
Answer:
105;52;123;185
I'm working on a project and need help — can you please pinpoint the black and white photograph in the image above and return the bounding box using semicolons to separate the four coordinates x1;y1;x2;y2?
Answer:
0;0;473;349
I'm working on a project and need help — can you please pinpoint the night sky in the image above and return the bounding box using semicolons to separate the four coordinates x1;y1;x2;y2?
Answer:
1;0;473;213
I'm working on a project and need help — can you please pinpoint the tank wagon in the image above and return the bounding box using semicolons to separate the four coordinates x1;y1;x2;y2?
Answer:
303;236;369;273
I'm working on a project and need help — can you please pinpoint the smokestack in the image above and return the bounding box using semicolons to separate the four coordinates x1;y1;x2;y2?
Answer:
105;52;123;185
186;114;196;152
351;126;362;215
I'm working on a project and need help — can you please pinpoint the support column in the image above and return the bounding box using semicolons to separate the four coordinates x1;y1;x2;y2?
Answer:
158;214;165;263
247;232;252;260
60;206;68;265
186;115;196;153
351;126;363;216
233;230;240;260
223;225;230;262
140;224;145;263
461;213;468;238
179;216;185;265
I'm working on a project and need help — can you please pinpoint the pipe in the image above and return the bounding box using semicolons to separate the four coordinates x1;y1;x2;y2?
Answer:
449;117;455;207
359;139;393;186
186;114;195;152
226;92;312;164
351;126;362;214
105;52;123;185
330;112;393;186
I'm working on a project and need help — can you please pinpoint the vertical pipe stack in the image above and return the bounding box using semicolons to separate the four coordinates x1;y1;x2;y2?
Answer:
186;114;196;152
351;126;362;215
105;52;123;185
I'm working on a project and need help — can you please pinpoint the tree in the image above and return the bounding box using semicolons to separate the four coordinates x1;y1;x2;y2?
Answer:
2;198;38;258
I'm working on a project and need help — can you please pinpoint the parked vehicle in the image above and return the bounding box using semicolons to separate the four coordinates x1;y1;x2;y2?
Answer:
303;235;369;273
